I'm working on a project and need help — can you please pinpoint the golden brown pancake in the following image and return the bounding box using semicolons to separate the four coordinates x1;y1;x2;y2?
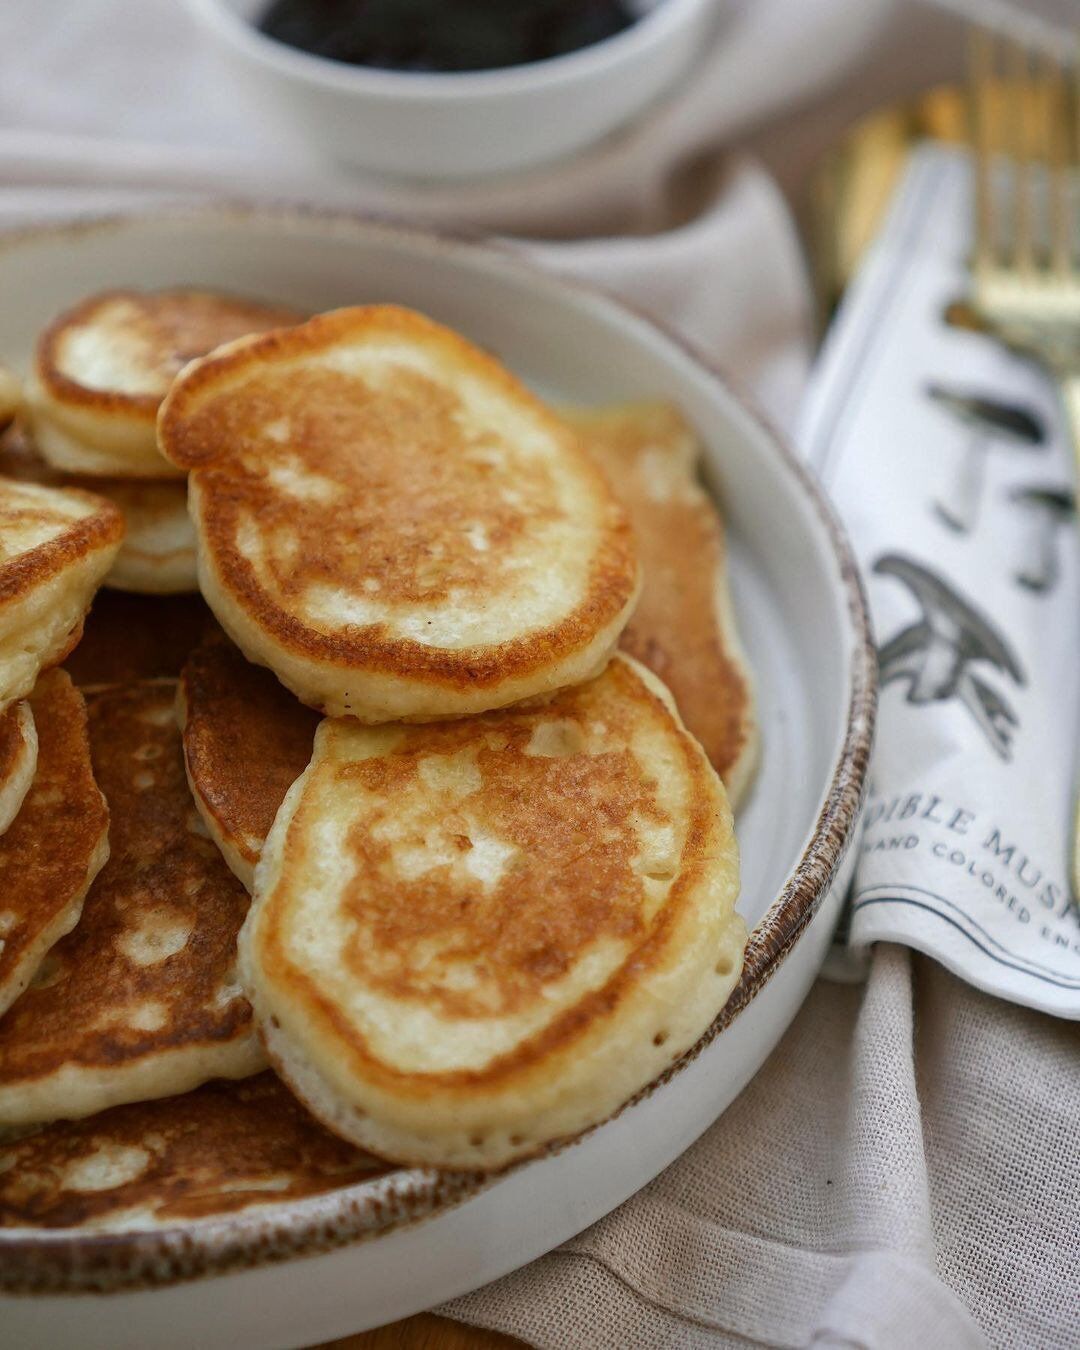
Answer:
179;632;319;890
0;671;109;1018
0;700;37;840
27;289;304;479
158;304;641;722
0;1073;388;1231
567;402;759;806
241;653;744;1170
96;478;196;594
0;681;263;1129
0;421;196;595
64;591;213;689
0;474;123;711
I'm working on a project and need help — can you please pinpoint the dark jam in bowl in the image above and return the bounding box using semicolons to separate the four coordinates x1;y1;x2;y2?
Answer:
256;0;639;73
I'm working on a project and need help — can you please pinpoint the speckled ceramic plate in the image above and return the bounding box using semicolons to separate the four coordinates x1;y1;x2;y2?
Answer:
0;210;875;1349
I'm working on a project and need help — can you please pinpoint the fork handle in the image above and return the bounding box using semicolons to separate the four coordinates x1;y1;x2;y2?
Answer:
1057;377;1080;906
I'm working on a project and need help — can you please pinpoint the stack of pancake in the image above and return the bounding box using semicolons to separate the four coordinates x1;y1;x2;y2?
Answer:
0;289;757;1228
6;290;304;594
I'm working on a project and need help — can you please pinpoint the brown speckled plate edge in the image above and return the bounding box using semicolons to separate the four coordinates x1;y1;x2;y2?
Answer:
0;205;877;1295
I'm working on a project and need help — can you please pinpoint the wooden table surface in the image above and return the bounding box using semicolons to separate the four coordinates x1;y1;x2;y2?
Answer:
324;1314;525;1349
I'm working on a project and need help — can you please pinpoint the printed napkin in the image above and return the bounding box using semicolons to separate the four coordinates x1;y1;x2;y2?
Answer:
801;143;1080;1018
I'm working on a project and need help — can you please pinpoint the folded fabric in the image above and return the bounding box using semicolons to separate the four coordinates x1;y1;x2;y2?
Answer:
443;944;1079;1348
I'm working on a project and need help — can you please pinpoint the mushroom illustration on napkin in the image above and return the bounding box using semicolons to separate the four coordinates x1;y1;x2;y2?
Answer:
875;553;1026;760
1010;486;1075;594
927;385;1046;534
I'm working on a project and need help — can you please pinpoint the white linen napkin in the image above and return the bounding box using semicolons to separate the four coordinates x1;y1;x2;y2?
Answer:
801;143;1080;1019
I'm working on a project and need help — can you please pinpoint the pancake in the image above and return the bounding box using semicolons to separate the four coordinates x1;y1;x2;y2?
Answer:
65;591;213;689
240;653;744;1171
95;478;195;594
0;1073;387;1232
27;289;304;479
179;632;319;890
0;701;37;840
158;304;641;722
0;423;196;594
0;475;123;712
0;681;263;1129
567;402;759;806
0;671;109;1019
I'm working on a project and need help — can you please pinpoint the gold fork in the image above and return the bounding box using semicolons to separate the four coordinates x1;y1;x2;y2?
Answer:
962;27;1080;905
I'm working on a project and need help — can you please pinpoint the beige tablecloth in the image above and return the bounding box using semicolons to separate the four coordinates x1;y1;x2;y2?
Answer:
1;2;1077;1345
446;949;1079;1348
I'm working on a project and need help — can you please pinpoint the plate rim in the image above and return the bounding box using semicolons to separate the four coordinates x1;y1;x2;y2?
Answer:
0;204;877;1295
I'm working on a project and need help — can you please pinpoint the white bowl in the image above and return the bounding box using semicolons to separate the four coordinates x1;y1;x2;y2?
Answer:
182;0;719;179
0;208;875;1345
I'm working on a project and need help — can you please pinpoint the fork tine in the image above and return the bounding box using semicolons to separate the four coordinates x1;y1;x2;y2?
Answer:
1047;48;1072;278
1072;39;1080;273
1074;38;1080;178
969;26;997;275
1006;37;1037;274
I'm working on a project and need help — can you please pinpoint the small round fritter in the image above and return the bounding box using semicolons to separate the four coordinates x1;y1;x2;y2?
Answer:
95;477;195;595
0;671;109;1019
178;632;319;891
0;700;37;841
158;305;641;722
0;1073;387;1233
0;423;195;595
0;681;264;1130
27;289;304;479
0;475;124;712
239;653;744;1171
566;401;759;807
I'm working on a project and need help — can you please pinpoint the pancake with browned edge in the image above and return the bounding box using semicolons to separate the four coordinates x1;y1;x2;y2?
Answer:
0;475;123;711
0;671;108;1018
158;305;641;722
0;700;36;840
27;289;304;479
567;401;759;806
0;422;196;595
0;1073;388;1233
0;681;263;1129
240;653;744;1171
179;632;319;890
180;404;760;888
